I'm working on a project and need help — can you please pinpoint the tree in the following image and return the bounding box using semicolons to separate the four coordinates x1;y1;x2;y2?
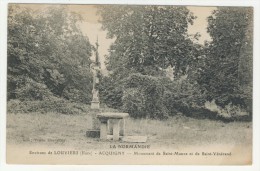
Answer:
97;5;199;79
97;5;206;118
198;7;253;110
8;5;93;103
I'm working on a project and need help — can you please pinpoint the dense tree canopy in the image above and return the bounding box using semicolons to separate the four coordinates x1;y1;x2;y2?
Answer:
97;5;206;118
98;6;253;119
97;5;200;79
7;5;253;120
8;5;93;103
197;7;253;109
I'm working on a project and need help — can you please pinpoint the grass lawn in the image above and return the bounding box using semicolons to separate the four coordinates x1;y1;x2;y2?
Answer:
6;111;252;149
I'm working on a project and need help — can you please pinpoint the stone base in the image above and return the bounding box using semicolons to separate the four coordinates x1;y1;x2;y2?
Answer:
85;113;100;130
121;136;147;143
91;101;100;109
107;135;123;140
86;129;100;138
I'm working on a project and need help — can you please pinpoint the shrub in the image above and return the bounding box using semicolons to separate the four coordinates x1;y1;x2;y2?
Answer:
121;88;146;118
15;77;53;101
7;96;91;115
163;90;179;115
99;76;123;109
205;100;251;121
62;85;92;104
163;78;206;117
122;73;168;119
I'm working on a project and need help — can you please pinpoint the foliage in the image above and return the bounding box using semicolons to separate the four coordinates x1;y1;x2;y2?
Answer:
99;75;124;109
97;5;206;119
197;7;253;113
7;5;253;122
7;97;91;114
97;5;200;79
7;5;93;103
122;73;168;119
205;100;251;122
163;78;206;116
15;76;53;101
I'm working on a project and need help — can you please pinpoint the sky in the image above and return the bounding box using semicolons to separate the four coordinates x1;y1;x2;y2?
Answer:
187;6;215;43
14;4;216;69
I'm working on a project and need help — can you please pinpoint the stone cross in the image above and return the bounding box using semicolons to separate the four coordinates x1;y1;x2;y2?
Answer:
86;37;101;135
91;37;101;109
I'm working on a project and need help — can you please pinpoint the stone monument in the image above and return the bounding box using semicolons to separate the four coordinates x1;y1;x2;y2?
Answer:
86;38;147;142
86;37;101;137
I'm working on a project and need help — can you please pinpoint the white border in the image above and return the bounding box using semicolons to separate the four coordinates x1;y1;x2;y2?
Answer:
0;0;259;171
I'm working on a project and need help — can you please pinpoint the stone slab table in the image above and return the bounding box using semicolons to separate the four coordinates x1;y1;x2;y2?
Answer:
97;112;129;141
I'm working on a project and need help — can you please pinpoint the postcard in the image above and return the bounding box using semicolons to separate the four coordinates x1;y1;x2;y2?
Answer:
3;1;257;167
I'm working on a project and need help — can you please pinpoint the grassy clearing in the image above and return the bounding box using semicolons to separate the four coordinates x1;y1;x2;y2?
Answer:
6;110;252;150
126;115;252;148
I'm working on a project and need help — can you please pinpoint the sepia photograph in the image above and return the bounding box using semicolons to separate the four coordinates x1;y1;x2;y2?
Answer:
4;2;255;165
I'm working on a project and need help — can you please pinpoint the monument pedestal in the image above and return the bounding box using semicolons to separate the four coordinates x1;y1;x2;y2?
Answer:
91;101;100;109
86;108;100;138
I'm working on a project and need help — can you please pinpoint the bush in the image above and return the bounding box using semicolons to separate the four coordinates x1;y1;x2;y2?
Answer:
7;96;90;114
15;77;53;101
163;78;206;117
62;84;92;104
122;73;168;119
163;90;179;115
122;88;146;118
99;76;123;109
205;100;251;122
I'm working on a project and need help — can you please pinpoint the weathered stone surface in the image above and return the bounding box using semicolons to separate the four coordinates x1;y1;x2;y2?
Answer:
91;101;100;109
97;112;129;119
87;112;100;130
99;120;108;140
96;112;129;141
121;136;147;143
